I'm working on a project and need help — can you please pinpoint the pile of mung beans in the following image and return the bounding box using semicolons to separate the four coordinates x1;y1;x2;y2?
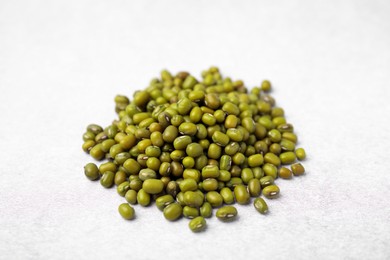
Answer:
82;67;306;232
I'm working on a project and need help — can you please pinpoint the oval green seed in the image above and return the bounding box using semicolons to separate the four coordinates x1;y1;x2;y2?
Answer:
101;139;116;153
220;187;235;204
248;178;261;197
83;131;95;141
114;152;131;165
260;176;274;188
173;135;192;150
202;178;219;192
87;124;103;135
188;90;205;102
234;184;250;205
114;171;127;186
182;156;195;169
84;163;99;181
262;184;280;199
202;165;220;179
282;132;298;143
183;206;200;219
109;143;124;158
125;190;138;205
264;152;281;166
225;115;238;128
224;142;240;156
218;170;231;182
118;203;135;220
146;157;161;171
142;179;164;194
133;91;150;107
189;106;203;123
280;152;297;164
179;122;197;136
137;189;151;206
82;140;96;153
183;191;204;208
200;202;212;218
139;169;157;181
117;181;130;197
277;123;294;133
100;171;115;188
189;216;207;232
291;163;305;176
177;97;192;115
280;139;296;151
179;179;198;192
261;80;271;92
263;163;278;179
186;143;204;158
219;155;232;171
295;148;306;160
205;191;223;208
129;178;142;191
145;146;161;157
278;167;292;179
268;129;281;143
163;125;178;143
214;109;226;123
222;102;240;116
208;143;222;159
90;144;105;160
254;198;268;214
202;113;217;126
241;117;255;133
183;76;197;89
99;162;117;175
212;131;230;146
204;93;221;109
163;203;183;221
269;143;281;155
241;168;254;184
247;154;264;167
216;206;238;221
123;158;141;175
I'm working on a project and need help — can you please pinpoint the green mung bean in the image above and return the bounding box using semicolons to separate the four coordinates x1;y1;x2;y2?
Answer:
278;167;292;179
220;187;235;204
295;148;306;160
142;179;164;194
291;163;305;176
118;203;135;220
216;206;238;221
234;185;250;205
200;202;212;218
137;189;151;206
84;163;99;181
262;184;280;199
206;191;223;208
163;203;183;221
189;216;207;232
100;171;115;188
183;206;200;219
253;198;268;214
125;190;138;205
280;152;297;164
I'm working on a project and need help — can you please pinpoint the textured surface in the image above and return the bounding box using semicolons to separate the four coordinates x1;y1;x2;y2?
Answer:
1;0;390;259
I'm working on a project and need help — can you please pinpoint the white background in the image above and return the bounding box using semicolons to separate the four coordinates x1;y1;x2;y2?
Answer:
1;0;390;259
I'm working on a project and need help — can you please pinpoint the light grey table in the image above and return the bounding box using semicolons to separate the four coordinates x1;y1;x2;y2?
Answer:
1;0;389;259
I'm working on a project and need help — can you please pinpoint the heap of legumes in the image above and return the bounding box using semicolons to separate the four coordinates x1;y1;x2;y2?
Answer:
82;67;306;232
